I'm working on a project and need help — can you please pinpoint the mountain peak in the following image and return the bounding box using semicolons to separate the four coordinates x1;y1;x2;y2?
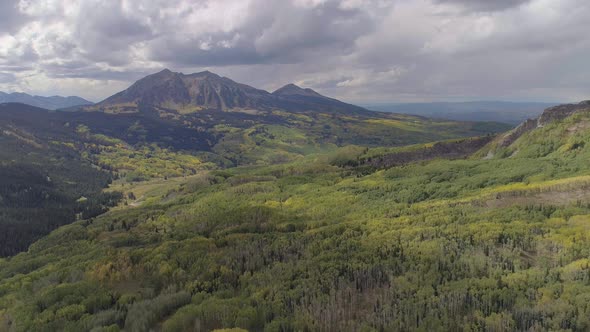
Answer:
279;83;301;90
150;69;222;81
273;84;324;98
150;68;178;77
94;70;370;115
96;69;272;111
187;70;222;79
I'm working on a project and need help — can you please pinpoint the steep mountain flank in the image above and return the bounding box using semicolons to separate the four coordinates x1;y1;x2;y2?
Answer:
538;100;590;125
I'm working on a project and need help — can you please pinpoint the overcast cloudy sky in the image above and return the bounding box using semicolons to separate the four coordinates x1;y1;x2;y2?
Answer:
0;0;588;103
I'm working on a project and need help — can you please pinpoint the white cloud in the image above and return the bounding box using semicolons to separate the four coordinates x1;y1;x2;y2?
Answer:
0;0;588;103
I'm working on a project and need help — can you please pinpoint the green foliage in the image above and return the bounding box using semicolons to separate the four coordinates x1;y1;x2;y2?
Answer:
124;291;191;332
3;140;590;330
0;134;119;256
81;134;212;181
482;110;590;162
1;103;587;331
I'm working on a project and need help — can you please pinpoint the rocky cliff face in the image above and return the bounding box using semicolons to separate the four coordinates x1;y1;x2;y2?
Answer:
498;118;538;147
538;100;590;126
494;100;590;148
362;136;495;169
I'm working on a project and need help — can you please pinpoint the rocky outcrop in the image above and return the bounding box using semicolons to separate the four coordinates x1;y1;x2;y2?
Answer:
493;100;590;148
538;100;590;126
498;118;538;147
362;136;495;169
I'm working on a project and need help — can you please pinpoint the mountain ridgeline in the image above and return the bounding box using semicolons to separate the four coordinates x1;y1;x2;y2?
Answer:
0;91;92;110
89;69;368;115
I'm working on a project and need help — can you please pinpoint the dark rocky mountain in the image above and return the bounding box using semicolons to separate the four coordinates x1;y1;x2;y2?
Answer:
0;91;92;110
272;82;369;114
96;69;273;112
92;69;369;115
272;83;324;98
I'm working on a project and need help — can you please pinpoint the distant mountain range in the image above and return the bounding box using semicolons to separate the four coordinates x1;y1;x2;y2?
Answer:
365;101;557;125
0;91;92;110
0;70;511;171
2;74;554;125
88;69;368;115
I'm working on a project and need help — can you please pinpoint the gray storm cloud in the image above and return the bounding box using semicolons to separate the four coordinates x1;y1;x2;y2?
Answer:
0;1;29;32
434;0;532;12
0;0;588;103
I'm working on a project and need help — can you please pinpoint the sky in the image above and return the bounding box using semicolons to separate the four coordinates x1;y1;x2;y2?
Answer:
0;0;589;104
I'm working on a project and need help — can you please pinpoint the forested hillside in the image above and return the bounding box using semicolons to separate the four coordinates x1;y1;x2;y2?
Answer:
0;105;121;256
1;102;590;331
0;93;507;259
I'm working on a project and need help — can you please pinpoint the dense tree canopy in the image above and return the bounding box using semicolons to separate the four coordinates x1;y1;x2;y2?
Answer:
1;106;590;331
